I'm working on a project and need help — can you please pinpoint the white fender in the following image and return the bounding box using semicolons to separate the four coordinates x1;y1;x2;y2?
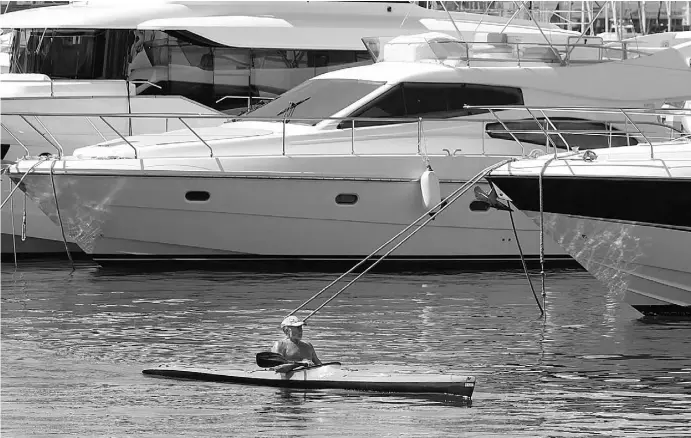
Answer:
683;101;691;134
420;167;441;212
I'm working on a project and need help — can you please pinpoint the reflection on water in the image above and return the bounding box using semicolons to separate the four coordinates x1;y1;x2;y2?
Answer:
2;261;690;437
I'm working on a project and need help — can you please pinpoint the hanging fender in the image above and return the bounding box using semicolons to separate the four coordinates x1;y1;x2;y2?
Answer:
420;166;441;213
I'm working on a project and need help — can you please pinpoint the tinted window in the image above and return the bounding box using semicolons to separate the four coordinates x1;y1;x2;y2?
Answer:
309;51;361;67
403;83;450;117
342;82;523;128
11;28;131;79
449;84;524;115
486;118;638;149
351;85;406;126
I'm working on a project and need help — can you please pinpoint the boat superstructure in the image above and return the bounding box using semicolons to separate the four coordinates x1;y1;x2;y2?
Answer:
5;34;691;265
0;0;583;257
485;106;691;318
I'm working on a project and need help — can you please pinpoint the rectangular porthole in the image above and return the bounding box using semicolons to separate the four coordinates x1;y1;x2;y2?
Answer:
335;194;358;205
185;191;210;202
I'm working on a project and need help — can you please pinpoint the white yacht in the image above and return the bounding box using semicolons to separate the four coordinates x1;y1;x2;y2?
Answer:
0;0;579;257
485;109;691;318
6;35;691;265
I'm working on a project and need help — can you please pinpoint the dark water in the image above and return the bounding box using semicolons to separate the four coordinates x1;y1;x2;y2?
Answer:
2;261;690;437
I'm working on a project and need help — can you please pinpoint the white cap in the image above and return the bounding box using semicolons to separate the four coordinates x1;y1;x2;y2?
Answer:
281;315;304;327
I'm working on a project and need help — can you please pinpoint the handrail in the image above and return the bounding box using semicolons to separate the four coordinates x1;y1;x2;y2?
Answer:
128;80;163;90
377;39;656;67
98;116;138;159
4;106;689;119
1;107;687;161
215;95;275;112
18;115;64;158
1;122;30;157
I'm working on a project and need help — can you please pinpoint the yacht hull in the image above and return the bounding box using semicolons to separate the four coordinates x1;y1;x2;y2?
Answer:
0;89;222;257
519;210;691;317
9;157;569;266
487;164;691;318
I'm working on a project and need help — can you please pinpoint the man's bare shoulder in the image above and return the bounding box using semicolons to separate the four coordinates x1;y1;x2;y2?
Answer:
272;339;289;352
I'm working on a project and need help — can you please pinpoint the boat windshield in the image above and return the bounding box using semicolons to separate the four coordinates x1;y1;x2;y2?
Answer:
244;78;385;125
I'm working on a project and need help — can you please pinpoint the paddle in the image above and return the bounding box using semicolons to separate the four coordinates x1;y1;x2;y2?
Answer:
256;352;294;368
255;352;341;369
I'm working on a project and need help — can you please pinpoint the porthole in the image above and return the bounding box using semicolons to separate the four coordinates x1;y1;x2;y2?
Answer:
335;193;358;205
185;191;210;202
469;200;490;212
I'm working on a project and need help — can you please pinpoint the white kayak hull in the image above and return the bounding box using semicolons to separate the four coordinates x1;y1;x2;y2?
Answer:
143;364;476;397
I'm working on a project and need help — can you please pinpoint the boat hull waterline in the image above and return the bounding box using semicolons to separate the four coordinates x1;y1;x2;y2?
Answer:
142;364;476;397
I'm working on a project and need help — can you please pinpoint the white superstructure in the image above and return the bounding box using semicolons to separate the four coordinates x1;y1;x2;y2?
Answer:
0;0;582;256
486;109;691;318
6;36;691;265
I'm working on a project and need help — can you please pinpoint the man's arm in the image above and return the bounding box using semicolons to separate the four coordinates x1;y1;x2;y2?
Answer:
271;340;282;355
308;342;322;365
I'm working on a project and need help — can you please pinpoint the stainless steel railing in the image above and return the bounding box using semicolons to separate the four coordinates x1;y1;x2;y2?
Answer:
1;106;688;161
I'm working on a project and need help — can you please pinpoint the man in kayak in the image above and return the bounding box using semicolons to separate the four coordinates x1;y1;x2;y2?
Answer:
272;315;322;373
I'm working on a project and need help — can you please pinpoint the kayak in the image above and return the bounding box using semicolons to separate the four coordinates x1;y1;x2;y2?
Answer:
142;364;475;397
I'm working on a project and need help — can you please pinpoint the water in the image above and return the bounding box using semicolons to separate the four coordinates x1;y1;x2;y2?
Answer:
2;261;690;437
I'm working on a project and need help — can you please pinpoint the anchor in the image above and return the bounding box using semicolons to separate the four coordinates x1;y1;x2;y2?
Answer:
472;185;512;212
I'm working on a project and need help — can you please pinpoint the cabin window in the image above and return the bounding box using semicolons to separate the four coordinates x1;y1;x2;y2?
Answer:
485;118;639;149
185;191;211;202
10;28;373;112
340;82;524;128
403;83;452;117
10;28;132;79
335;194;359;205
450;84;524;115
350;85;407;127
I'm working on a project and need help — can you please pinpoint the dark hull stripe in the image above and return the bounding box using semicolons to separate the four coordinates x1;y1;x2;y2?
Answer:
487;175;691;228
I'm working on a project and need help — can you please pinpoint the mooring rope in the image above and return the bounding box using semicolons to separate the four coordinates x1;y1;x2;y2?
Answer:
0;160;46;210
291;158;516;322
537;157;557;316
21;192;27;242
507;201;543;315
9;180;17;268
49;160;74;270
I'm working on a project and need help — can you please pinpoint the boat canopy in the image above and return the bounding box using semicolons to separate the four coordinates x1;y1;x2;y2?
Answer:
137;16;428;51
0;3;196;29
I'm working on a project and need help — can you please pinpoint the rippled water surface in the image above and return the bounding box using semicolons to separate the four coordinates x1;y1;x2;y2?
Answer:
2;261;690;437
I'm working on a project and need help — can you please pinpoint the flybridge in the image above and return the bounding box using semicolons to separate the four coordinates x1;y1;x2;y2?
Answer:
363;32;655;67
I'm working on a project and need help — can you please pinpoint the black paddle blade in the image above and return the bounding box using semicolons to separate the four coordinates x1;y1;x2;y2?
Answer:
256;352;291;368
